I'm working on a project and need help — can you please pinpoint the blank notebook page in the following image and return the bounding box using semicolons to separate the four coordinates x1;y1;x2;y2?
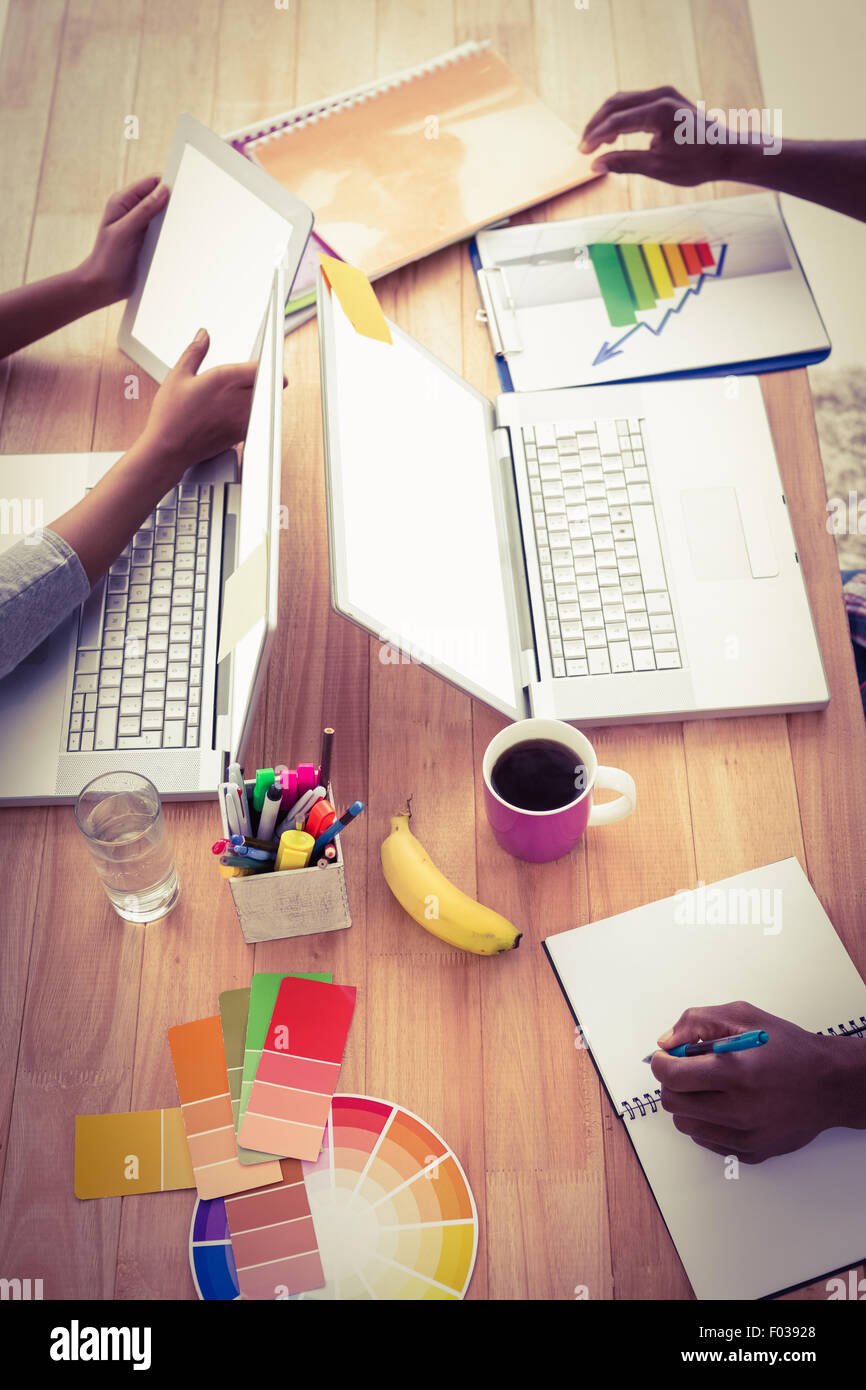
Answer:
545;857;866;1299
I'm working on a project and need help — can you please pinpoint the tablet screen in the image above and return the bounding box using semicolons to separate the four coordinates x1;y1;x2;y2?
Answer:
129;142;293;372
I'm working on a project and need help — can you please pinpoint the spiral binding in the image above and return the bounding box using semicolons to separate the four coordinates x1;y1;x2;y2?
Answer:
819;1016;866;1039
229;40;490;154
619;1016;866;1119
621;1090;662;1121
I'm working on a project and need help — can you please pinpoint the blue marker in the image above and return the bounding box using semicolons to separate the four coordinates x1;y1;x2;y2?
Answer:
643;1028;768;1064
227;835;275;862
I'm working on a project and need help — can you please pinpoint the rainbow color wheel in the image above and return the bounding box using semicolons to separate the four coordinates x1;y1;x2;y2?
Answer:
189;1192;240;1300
189;1094;478;1300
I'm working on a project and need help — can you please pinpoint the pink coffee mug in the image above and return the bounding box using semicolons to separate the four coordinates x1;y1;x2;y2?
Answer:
483;718;636;863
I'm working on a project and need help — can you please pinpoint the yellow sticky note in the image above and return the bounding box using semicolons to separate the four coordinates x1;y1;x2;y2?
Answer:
74;1108;195;1199
319;254;392;344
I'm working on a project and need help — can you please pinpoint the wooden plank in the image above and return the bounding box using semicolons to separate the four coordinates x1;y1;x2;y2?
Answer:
609;0;705;212
215;0;299;135
0;819;147;1298
0;0;66;1206
761;370;866;968
585;721;695;1298
0;0;67;293
456;0;536;86
296;0;376;100
691;0;767;199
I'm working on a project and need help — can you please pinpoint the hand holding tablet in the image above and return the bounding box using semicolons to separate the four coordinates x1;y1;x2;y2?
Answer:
118;113;313;381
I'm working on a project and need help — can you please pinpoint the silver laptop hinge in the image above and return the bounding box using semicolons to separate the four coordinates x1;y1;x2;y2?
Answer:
520;648;538;688
493;426;539;689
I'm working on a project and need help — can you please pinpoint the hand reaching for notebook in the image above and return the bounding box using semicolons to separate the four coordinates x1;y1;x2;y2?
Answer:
579;88;735;185
139;329;260;473
78;175;170;308
650;1000;866;1164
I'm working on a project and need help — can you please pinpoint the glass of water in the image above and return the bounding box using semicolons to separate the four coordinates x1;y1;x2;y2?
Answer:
74;771;180;922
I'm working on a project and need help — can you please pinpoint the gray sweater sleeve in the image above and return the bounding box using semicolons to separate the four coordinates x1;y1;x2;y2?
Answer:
0;529;90;679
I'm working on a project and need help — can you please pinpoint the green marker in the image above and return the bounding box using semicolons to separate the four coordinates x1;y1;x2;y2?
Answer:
253;768;275;814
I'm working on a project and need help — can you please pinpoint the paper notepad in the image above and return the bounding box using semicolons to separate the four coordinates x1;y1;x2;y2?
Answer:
228;42;598;283
544;858;866;1300
239;977;356;1161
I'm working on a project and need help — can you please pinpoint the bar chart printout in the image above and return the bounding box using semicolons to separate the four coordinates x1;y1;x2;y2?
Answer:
588;240;720;327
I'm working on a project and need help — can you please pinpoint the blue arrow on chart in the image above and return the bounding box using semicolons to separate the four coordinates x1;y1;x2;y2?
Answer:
592;243;729;366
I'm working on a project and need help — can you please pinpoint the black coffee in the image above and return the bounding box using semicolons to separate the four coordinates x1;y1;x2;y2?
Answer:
491;739;585;812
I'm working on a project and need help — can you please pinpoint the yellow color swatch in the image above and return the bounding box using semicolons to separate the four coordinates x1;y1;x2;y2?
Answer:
319;255;392;344
642;243;675;298
74;1108;194;1199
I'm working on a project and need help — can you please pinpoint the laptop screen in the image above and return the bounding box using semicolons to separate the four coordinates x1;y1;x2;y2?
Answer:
323;286;522;715
227;267;282;760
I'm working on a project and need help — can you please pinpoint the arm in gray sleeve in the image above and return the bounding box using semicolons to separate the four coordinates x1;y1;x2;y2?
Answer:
0;529;90;678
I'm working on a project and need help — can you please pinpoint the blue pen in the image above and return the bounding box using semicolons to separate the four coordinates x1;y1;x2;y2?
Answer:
310;800;364;858
643;1028;768;1063
226;836;274;862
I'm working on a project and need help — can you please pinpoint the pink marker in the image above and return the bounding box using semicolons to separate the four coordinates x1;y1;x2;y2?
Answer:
276;767;298;811
296;763;317;797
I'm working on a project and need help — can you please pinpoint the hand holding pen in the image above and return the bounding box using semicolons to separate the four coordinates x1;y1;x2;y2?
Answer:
643;1028;767;1063
647;1001;855;1166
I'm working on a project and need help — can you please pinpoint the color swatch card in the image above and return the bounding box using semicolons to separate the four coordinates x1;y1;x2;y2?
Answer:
74;1108;195;1199
239;978;356;1161
219;987;274;1166
224;1158;325;1299
237;970;332;1164
168;1016;282;1199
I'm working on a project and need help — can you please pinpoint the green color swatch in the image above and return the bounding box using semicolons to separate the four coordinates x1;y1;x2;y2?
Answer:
588;243;637;326
237;970;332;1164
618;244;657;311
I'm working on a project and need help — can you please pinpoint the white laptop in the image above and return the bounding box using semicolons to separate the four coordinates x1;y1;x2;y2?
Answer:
0;262;284;803
318;269;828;723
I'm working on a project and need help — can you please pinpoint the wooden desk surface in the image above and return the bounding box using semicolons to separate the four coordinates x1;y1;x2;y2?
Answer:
1;0;864;1301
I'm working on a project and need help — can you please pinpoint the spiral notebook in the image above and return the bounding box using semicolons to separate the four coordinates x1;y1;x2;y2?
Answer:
225;41;598;321
543;858;866;1300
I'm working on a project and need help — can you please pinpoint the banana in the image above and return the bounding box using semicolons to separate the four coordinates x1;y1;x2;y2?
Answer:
380;812;521;955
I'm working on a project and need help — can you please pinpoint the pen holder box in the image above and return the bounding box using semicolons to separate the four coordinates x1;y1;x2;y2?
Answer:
227;786;352;944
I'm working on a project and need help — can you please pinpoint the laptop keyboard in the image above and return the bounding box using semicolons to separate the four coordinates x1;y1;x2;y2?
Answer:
521;419;681;677
66;484;212;751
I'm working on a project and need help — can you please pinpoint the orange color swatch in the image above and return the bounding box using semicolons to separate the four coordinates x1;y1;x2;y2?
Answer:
167;1016;282;1199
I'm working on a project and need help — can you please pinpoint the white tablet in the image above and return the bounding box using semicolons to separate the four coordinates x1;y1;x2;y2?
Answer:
118;113;312;381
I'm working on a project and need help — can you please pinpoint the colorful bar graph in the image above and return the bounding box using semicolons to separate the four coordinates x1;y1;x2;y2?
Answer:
618;244;656;310
642;243;674;298
588;243;637;326
679;243;702;275
591;240;724;330
662;243;689;287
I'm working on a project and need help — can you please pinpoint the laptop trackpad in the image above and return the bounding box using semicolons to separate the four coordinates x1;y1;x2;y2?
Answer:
681;487;753;581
